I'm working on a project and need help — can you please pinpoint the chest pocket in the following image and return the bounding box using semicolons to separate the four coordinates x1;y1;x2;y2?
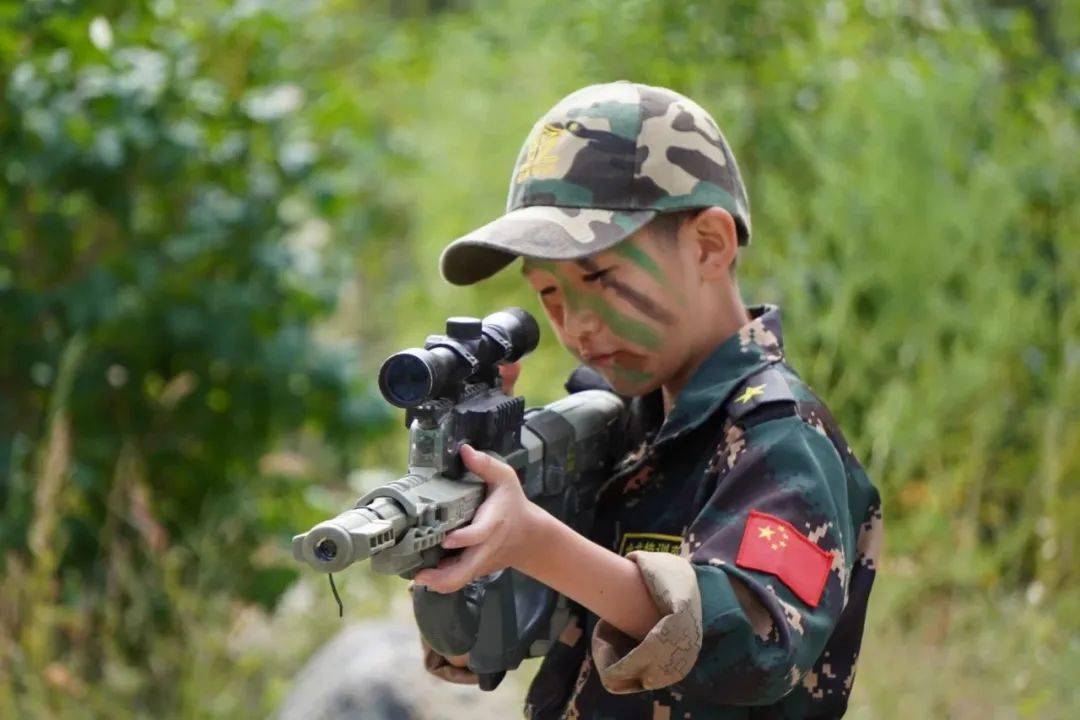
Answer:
602;366;799;554
617;367;799;546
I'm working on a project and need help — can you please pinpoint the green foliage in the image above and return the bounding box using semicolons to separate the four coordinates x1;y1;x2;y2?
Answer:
0;0;395;714
1;0;1076;717
0;0;397;549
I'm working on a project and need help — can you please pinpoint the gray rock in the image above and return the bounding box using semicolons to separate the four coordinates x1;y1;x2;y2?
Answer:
277;620;523;720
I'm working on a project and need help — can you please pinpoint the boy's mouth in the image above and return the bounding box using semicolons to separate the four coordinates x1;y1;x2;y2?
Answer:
589;352;616;368
584;350;648;371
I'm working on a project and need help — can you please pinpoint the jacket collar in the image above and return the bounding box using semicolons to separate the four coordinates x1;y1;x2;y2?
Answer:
652;304;785;445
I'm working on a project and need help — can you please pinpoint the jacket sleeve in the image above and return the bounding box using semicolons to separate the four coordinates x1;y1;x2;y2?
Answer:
590;413;858;704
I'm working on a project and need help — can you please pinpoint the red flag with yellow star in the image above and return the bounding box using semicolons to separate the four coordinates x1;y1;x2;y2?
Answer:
735;510;831;607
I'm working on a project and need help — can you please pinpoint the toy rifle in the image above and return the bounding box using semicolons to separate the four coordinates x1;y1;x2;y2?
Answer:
292;307;628;689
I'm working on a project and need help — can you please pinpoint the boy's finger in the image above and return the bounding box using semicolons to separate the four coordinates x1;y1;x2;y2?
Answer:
442;520;491;549
413;553;462;583
445;652;470;668
413;558;463;593
498;361;522;395
460;444;515;487
414;571;465;594
415;548;486;594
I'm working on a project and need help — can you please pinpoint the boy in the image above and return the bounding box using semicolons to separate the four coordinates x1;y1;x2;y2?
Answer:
413;81;882;719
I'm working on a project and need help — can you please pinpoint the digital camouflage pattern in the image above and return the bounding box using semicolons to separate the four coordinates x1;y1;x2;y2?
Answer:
440;81;751;286
524;305;883;719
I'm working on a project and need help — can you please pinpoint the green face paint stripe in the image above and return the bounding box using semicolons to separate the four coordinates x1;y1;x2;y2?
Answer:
613;366;653;385
610;278;677;325
612;351;649;372
560;278;662;351
610;242;665;284
576;258;677;326
525;259;663;351
610;240;687;309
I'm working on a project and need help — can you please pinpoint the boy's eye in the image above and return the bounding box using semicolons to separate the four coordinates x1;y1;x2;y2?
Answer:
582;267;614;283
540;286;557;296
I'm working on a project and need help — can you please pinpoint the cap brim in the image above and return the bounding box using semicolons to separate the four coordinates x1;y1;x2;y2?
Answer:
439;206;658;286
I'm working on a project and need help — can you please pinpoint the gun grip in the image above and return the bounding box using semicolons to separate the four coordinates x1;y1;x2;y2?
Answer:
411;583;481;658
478;671;506;692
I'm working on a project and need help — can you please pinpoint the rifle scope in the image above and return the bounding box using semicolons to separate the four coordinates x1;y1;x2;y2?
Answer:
378;307;539;408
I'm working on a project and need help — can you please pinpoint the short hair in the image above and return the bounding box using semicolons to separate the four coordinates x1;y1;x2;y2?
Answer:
646;209;700;246
645;208;738;272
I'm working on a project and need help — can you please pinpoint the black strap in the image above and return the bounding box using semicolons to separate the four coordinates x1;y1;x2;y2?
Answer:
563;364;613;394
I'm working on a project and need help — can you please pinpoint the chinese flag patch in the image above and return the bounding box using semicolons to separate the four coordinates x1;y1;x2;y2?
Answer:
735;510;831;607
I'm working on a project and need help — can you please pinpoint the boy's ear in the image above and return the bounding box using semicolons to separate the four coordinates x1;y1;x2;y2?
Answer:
690;207;739;280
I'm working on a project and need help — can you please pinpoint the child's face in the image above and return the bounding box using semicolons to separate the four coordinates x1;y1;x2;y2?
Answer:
521;226;698;396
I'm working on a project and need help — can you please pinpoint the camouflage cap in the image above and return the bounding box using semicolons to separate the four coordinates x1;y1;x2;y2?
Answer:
439;81;751;286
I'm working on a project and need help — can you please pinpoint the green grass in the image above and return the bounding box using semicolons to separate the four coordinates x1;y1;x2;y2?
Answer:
850;573;1079;719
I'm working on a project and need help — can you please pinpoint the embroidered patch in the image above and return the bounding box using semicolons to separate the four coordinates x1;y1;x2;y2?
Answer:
515;123;564;181
735;510;831;607
619;532;683;556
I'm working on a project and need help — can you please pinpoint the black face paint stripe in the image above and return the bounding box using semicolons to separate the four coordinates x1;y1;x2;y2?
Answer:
575;259;677;326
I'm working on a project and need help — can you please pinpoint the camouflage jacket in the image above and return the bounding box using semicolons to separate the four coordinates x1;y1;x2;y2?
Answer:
524;304;883;720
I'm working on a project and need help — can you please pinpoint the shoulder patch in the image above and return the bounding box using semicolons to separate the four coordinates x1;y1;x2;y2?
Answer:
725;367;796;422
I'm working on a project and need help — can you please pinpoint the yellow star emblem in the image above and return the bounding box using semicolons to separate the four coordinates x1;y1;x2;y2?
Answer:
758;525;776;540
736;384;766;405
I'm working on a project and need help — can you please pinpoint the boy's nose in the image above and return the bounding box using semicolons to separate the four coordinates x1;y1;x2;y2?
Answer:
563;307;602;343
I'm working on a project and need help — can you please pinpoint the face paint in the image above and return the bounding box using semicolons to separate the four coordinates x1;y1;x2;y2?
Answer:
610;239;689;308
524;257;667;352
612;365;654;386
524;255;682;358
562;279;662;350
575;258;677;326
611;350;650;372
610;241;665;284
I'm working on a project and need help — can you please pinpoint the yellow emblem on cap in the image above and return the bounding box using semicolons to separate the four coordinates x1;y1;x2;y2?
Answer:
516;123;564;182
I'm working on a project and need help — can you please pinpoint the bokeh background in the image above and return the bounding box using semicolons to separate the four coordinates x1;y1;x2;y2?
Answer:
1;0;1076;717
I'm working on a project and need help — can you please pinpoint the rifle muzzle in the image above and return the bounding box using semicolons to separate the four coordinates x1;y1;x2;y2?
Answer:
292;506;397;573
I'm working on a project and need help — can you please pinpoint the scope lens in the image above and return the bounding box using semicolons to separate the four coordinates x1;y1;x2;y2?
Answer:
314;538;338;562
381;353;433;407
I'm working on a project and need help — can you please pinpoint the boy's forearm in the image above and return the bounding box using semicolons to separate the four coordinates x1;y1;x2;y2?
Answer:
516;507;663;641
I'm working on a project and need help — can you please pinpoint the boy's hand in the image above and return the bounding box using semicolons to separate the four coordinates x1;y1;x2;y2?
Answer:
413;443;543;594
498;360;521;395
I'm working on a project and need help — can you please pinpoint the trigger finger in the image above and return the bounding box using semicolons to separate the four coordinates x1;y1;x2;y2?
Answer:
443;518;494;549
419;548;485;593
